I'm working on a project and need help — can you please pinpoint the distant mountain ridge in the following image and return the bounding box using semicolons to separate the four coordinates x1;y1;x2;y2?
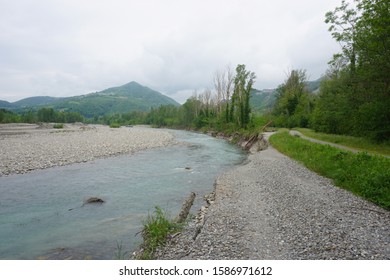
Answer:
13;96;63;108
0;100;15;110
1;79;322;117
250;78;322;113
1;81;179;118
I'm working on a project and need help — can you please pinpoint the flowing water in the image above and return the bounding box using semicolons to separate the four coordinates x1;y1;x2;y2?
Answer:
0;130;246;259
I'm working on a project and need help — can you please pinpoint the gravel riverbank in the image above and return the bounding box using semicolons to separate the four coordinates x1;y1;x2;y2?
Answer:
155;133;390;260
0;123;174;176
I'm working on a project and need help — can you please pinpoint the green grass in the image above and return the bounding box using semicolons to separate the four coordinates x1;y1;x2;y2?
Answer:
294;128;390;156
137;206;182;259
270;131;390;210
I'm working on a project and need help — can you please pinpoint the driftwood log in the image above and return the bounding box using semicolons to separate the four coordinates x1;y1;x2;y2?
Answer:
174;192;196;223
244;133;259;150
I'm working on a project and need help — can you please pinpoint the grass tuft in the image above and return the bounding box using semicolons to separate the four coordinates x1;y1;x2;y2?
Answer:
137;206;181;259
270;131;390;210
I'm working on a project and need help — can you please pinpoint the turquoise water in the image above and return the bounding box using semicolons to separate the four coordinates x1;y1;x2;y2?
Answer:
0;130;246;259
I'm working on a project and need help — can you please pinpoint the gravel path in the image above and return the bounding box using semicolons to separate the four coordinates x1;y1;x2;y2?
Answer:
289;130;363;154
155;133;390;260
0;123;173;176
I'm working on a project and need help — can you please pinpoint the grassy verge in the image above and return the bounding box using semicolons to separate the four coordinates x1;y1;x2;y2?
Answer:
136;206;182;259
270;131;390;210
294;128;390;156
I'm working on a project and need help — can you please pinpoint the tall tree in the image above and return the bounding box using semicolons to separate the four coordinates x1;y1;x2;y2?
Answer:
231;64;256;128
213;65;234;122
272;69;312;128
325;0;359;76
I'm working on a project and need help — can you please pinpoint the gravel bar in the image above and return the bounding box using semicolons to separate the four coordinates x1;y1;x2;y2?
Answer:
0;123;174;176
155;133;390;260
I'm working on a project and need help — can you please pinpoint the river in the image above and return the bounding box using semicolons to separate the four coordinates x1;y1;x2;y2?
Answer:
0;130;246;259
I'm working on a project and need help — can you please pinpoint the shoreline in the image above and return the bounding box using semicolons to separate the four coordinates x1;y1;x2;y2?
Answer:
0;123;174;176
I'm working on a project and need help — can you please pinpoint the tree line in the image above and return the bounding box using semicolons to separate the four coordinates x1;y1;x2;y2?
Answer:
0;107;83;124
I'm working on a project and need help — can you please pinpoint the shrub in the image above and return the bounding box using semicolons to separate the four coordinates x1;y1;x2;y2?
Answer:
109;123;121;128
53;123;64;129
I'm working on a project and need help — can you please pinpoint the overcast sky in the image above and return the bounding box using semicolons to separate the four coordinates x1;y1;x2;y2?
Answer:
0;0;343;103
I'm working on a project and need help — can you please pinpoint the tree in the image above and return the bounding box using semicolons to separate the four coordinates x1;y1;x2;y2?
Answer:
311;71;353;134
213;65;234;121
231;64;256;128
326;0;390;90
272;69;312;128
37;108;56;122
325;0;359;76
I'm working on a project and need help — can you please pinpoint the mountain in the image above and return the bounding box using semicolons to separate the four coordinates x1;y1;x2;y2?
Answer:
250;88;277;114
52;81;179;117
305;77;323;93
0;100;15;110
1;81;179;118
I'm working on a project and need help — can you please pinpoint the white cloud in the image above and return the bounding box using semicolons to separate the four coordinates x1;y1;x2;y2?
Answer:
0;0;342;102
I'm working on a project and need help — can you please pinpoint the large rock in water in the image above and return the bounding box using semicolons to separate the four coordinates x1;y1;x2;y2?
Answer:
83;197;105;206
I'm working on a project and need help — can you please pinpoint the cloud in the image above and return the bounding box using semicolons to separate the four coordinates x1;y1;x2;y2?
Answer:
0;0;342;102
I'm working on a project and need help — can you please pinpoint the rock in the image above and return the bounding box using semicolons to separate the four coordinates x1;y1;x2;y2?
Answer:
83;197;105;206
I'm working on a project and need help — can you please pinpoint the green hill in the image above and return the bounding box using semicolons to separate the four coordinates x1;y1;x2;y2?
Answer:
52;81;179;117
1;81;179;118
13;96;62;108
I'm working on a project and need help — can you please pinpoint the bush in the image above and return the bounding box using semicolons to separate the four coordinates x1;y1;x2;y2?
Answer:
53;123;64;129
109;123;121;128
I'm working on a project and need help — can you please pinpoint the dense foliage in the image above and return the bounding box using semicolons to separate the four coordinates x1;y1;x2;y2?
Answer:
312;0;390;141
271;70;314;128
